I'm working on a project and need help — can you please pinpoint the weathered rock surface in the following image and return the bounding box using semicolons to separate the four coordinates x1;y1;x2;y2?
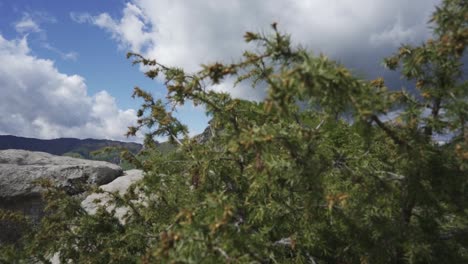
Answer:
82;169;144;222
194;123;214;144
0;149;123;198
47;170;144;264
0;149;123;244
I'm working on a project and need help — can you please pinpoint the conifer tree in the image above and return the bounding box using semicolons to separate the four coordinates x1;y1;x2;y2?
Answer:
1;0;466;263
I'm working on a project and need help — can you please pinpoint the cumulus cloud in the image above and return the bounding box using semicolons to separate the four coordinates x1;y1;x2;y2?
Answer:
72;0;441;99
0;35;140;142
71;3;152;52
74;2;439;66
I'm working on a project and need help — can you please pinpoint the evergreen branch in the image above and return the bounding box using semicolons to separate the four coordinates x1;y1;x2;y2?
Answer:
371;115;409;147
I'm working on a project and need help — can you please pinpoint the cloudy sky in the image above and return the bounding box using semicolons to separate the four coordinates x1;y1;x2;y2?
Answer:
0;0;441;142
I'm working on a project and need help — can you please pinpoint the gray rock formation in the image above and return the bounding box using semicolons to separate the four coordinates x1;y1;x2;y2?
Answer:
194;124;214;144
82;169;144;223
0;149;123;197
0;149;123;244
46;170;144;264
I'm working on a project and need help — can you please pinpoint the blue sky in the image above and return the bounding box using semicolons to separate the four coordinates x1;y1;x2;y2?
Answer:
0;0;160;109
0;0;442;142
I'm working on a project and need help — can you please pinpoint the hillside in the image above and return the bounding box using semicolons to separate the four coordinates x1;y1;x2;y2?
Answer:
0;135;142;164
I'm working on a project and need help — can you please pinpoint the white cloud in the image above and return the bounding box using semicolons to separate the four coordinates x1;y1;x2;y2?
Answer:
72;0;440;100
0;34;141;142
63;51;79;61
70;12;94;24
77;0;439;66
71;3;152;52
14;11;57;34
14;12;79;62
14;15;41;34
42;43;79;61
370;15;425;47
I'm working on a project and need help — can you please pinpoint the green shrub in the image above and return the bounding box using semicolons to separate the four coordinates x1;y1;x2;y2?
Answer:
2;0;467;263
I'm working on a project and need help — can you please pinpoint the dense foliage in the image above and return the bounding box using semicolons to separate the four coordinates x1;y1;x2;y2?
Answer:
1;0;467;263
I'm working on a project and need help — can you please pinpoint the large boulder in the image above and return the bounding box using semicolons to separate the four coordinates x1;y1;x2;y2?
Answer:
47;170;144;264
0;149;123;244
82;169;144;223
0;149;123;197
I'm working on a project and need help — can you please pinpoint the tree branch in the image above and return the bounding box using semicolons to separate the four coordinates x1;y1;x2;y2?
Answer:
371;115;408;147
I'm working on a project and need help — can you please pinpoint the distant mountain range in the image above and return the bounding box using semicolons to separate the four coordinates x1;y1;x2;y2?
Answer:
0;135;143;165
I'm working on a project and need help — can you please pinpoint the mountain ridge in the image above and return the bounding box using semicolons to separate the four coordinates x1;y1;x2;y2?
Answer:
0;135;142;163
